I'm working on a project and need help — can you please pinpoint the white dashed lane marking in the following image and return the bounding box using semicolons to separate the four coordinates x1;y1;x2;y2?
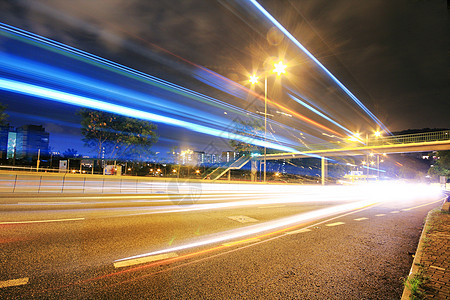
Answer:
325;222;345;227
258;205;285;209
375;214;386;217
285;228;312;235
228;216;258;223
390;211;400;214
354;217;369;221
114;252;178;268
0;277;29;288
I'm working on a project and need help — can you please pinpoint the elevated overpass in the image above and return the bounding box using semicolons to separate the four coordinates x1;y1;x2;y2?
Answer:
254;130;450;184
263;130;450;160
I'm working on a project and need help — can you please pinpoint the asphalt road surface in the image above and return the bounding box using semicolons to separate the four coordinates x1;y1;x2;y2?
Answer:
0;182;444;299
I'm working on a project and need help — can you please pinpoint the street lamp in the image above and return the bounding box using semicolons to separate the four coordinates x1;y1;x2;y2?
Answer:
249;60;287;183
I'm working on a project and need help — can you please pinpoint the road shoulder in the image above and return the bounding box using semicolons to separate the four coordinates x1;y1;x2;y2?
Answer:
402;197;450;299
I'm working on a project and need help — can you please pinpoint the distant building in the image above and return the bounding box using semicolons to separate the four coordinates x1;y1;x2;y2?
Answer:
0;125;11;159
205;153;220;164
7;131;17;159
179;149;194;165
16;125;49;159
193;151;205;165
222;151;236;163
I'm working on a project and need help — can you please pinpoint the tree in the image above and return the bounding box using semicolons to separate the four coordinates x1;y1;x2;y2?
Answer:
78;108;158;160
63;148;78;158
429;151;450;177
229;119;264;155
0;103;8;125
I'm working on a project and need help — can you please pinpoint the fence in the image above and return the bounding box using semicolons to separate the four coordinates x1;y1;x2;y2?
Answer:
0;172;184;194
0;170;285;194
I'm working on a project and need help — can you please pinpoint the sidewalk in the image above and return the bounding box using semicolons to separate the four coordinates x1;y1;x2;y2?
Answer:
402;195;450;299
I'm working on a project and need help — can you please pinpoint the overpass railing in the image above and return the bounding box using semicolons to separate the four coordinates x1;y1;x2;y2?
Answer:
287;130;450;153
367;130;449;147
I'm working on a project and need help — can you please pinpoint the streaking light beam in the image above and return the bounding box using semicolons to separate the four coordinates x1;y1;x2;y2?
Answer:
248;0;390;134
0;78;298;153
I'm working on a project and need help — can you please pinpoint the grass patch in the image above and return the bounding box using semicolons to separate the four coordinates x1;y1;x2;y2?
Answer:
404;271;428;299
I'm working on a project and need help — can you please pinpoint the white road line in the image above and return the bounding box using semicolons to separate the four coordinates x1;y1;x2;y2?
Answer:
285;228;312;235
258;205;286;209
402;199;445;211
390;211;400;214
354;217;369;221
375;214;386;217
227;216;258;223
0;277;29;288
325;222;345;227
0;218;85;225
114;252;178;268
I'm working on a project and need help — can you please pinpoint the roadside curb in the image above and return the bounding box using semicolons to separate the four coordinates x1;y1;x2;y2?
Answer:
401;210;430;300
401;195;449;299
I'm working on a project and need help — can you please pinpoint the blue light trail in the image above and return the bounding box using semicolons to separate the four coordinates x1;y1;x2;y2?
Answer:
0;77;299;153
288;93;354;136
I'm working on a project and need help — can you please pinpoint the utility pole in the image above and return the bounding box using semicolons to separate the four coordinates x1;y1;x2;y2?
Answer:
36;149;41;172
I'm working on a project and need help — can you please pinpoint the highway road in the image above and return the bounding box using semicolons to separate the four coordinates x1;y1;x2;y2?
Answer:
0;182;445;299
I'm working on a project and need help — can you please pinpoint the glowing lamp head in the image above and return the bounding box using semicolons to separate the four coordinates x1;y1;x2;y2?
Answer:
249;75;259;85
374;131;381;137
273;61;286;76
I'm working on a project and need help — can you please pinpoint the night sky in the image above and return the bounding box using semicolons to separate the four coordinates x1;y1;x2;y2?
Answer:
0;0;448;157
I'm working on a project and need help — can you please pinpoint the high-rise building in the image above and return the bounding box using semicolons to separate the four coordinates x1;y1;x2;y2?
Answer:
221;151;236;163
7;131;17;159
16;125;49;159
193;151;205;165
0;125;11;159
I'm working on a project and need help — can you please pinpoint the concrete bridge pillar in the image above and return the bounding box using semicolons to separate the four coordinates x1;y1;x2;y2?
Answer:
251;160;258;182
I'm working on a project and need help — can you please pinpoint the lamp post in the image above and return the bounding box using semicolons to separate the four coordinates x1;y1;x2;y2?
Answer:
249;61;286;183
